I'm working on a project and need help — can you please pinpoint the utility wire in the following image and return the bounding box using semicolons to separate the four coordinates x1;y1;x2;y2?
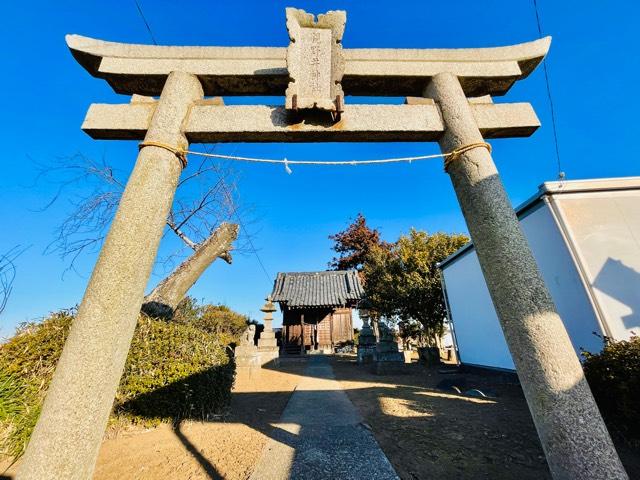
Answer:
129;1;271;286
134;0;158;45
202;143;274;286
533;0;564;180
239;221;273;286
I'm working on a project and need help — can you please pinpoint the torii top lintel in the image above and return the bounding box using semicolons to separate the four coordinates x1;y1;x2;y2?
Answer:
66;16;550;99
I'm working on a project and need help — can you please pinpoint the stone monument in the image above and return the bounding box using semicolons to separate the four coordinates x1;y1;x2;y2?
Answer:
19;8;627;480
373;322;405;375
257;296;280;366
235;324;260;369
357;307;377;364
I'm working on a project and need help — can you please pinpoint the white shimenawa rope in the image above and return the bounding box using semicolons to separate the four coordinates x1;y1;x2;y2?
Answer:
138;141;492;173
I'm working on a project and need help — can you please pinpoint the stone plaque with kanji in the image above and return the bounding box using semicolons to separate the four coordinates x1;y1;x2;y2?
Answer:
285;8;345;113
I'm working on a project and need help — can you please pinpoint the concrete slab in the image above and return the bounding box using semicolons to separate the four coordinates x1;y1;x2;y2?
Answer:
250;356;398;480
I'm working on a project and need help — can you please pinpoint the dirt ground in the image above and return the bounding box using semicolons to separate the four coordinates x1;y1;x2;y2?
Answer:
94;362;306;480
1;362;306;480
331;355;640;480
2;356;638;479
332;356;551;479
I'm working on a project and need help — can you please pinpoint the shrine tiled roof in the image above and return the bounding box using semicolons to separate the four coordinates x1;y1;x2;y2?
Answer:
271;270;363;308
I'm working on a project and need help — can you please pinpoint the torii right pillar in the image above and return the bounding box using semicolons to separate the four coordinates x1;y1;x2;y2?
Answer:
426;72;628;479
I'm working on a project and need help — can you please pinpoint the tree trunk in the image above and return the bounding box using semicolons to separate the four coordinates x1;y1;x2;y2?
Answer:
142;222;239;317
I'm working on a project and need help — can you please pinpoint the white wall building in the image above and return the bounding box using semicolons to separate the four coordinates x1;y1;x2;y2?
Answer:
439;177;640;371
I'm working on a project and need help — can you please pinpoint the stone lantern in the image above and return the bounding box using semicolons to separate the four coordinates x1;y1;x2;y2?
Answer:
260;296;277;332
257;296;279;365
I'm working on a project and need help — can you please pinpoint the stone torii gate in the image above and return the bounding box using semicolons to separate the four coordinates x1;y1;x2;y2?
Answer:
19;8;627;480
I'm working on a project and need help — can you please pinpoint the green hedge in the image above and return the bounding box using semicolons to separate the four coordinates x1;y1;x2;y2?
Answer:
172;298;249;347
582;335;640;445
0;310;236;459
115;315;235;422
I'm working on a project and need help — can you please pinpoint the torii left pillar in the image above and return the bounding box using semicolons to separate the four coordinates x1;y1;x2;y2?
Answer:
18;71;203;480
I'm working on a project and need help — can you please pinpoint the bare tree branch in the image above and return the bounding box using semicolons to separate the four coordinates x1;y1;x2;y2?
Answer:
38;148;249;272
0;245;28;315
166;218;198;250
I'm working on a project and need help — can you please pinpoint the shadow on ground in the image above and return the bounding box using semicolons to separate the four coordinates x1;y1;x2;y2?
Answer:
332;355;640;480
113;356;555;479
6;356;637;480
106;355;640;479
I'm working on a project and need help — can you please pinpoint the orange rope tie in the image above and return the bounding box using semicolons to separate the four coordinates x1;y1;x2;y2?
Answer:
443;142;492;172
138;141;188;168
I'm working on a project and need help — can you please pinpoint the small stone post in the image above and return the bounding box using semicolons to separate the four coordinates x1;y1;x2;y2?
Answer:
426;72;627;479
18;71;204;480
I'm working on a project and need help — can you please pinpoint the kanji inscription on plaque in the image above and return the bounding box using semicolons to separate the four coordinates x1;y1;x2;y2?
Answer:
285;8;345;114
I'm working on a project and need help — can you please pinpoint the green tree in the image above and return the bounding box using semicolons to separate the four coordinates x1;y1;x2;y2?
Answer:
397;318;425;349
364;229;469;346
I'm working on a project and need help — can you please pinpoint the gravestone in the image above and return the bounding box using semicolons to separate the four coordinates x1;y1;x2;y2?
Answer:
373;323;405;375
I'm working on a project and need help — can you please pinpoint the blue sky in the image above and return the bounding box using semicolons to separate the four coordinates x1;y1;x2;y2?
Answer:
1;0;639;337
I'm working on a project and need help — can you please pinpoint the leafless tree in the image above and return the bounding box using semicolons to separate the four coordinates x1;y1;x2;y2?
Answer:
41;148;244;266
142;222;239;317
39;147;251;313
0;246;26;315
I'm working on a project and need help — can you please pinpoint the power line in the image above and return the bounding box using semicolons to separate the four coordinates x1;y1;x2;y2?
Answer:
533;0;564;180
239;221;273;286
202;143;274;286
133;0;158;45
129;2;271;286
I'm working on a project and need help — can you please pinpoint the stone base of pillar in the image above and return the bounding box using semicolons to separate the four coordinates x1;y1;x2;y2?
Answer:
235;345;261;369
258;347;280;366
357;320;377;364
357;345;377;364
257;331;278;349
257;328;279;366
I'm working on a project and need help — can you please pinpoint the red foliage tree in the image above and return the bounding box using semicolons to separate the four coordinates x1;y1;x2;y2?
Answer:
328;213;388;271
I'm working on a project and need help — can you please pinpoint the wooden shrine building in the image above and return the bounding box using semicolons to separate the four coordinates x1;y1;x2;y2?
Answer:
271;271;363;353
